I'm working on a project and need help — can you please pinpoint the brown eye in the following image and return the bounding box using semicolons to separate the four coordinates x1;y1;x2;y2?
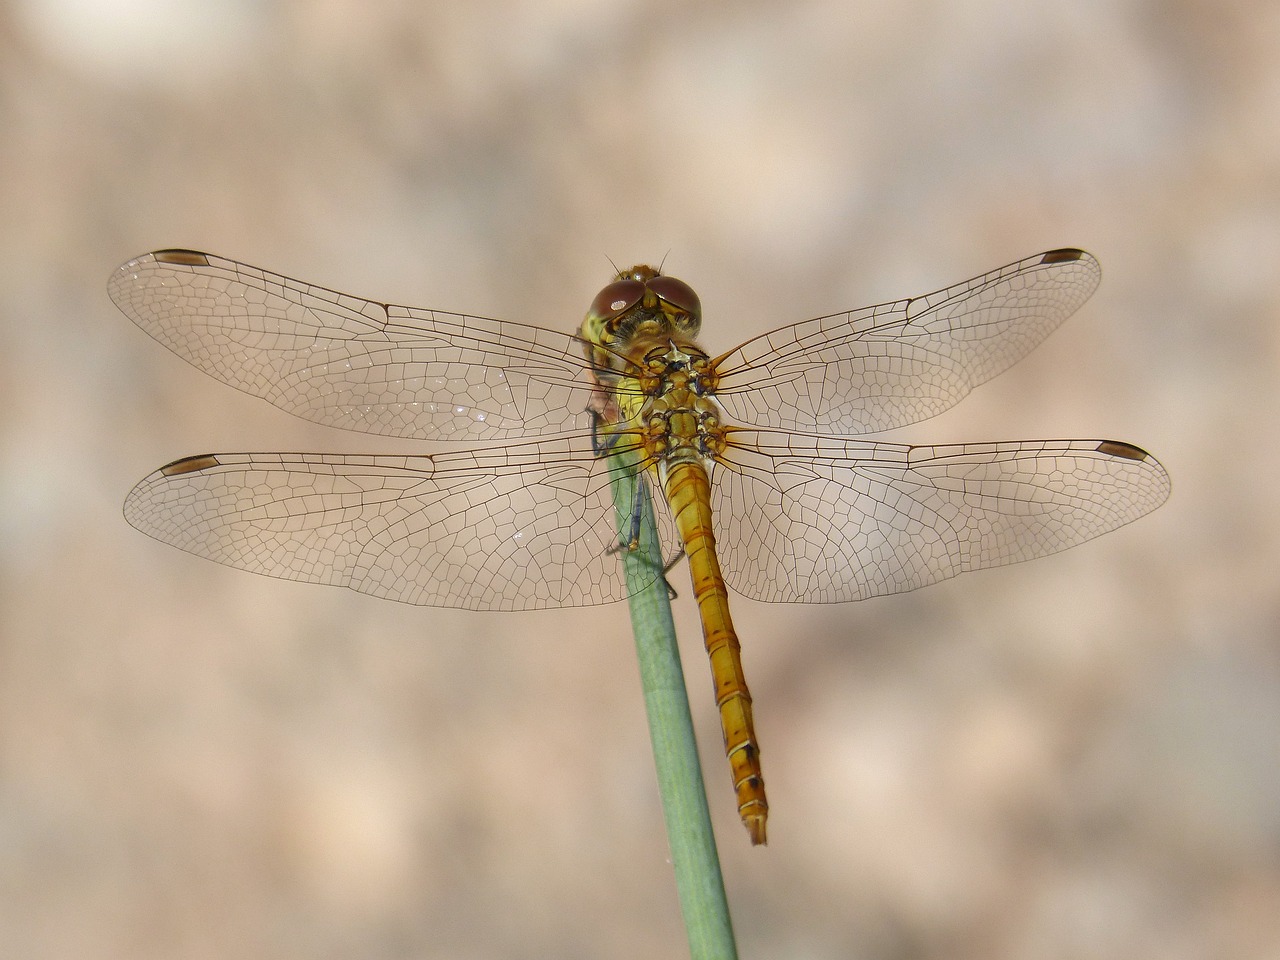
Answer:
647;275;701;318
587;279;645;321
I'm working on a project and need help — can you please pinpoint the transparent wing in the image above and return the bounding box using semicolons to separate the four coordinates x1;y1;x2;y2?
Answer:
712;431;1169;603
712;249;1101;435
109;250;598;442
123;435;677;610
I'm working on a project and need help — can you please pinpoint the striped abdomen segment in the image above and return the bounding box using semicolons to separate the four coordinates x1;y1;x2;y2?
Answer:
662;459;768;844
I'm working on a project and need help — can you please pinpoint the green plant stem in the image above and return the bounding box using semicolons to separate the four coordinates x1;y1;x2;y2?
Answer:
608;453;738;960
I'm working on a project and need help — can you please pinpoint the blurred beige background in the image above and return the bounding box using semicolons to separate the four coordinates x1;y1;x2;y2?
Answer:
2;1;1276;958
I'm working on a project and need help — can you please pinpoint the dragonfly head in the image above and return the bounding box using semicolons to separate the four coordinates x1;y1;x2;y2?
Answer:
580;265;703;375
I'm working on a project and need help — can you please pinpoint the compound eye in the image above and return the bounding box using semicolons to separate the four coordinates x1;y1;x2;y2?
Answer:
647;275;701;318
588;279;645;321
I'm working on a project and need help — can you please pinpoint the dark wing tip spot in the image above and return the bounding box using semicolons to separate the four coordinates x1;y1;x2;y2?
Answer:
153;250;211;266
1040;248;1087;265
161;454;221;476
1096;440;1149;461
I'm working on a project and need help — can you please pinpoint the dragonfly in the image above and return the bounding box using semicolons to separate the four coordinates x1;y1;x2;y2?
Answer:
111;247;1170;845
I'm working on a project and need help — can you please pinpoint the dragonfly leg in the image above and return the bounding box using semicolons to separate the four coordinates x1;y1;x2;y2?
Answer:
601;474;680;592
593;407;681;592
588;408;622;456
661;547;686;600
591;407;642;547
606;537;684;599
619;469;647;551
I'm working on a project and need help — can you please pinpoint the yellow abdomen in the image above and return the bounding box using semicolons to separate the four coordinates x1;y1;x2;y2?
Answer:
661;459;768;845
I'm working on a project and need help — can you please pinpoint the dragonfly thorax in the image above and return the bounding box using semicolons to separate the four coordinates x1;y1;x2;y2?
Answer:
623;341;729;472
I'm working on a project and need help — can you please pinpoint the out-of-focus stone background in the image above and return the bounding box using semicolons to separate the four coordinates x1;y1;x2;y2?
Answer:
2;1;1276;957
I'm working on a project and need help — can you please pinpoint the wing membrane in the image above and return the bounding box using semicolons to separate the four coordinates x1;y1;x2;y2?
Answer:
712;249;1101;434
109;251;598;441
712;431;1169;603
118;248;1168;611
124;435;674;610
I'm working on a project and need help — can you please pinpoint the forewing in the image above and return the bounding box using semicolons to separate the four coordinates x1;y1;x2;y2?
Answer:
713;249;1101;434
123;436;671;610
712;431;1169;603
110;250;596;441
